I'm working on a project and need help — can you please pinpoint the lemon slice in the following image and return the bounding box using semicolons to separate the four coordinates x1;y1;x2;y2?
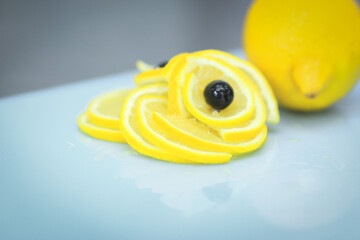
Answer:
136;60;154;72
165;54;192;116
167;59;189;116
135;53;189;88
196;49;279;124
87;88;133;130
215;89;266;142
136;95;232;164
77;113;126;143
151;111;267;155
119;83;193;164
168;54;255;127
162;53;189;78
181;63;255;127
134;68;167;87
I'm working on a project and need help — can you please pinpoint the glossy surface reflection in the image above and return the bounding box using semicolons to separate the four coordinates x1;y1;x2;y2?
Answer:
1;51;359;239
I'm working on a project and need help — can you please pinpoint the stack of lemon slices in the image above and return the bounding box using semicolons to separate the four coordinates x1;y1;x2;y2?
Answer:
78;50;279;164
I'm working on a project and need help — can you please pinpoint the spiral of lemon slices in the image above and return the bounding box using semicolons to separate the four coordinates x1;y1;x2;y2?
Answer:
78;50;279;164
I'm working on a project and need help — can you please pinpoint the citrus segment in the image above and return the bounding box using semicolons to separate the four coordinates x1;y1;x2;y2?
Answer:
196;49;279;124
119;84;193;164
136;95;232;164
77;113;126;143
87;88;133;130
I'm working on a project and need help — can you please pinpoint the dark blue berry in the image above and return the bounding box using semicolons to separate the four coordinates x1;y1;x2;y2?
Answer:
203;80;234;110
157;61;168;68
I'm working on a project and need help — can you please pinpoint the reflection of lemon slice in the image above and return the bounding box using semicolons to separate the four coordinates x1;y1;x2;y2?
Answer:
136;95;232;164
182;68;254;127
216;89;266;142
119;84;193;164
134;68;166;87
196;49;279;124
77;113;126;142
87;89;133;130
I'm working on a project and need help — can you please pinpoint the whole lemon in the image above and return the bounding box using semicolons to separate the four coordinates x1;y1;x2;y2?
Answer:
244;0;360;111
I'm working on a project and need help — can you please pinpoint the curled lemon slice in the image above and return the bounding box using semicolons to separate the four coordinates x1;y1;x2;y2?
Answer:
161;53;189;78
168;55;256;128
87;88;133;130
119;83;193;164
196;49;279;124
136;95;232;164
181;59;255;127
77;113;126;143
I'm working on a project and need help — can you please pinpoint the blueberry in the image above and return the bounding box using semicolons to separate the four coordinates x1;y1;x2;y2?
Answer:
157;60;168;68
203;80;234;110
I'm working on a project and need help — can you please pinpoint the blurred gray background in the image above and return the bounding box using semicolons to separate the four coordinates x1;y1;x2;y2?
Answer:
0;0;252;98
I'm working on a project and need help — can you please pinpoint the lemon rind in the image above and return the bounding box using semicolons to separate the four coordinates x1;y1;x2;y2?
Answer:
77;112;126;143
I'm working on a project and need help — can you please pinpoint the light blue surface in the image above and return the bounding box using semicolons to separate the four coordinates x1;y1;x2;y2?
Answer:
1;51;360;240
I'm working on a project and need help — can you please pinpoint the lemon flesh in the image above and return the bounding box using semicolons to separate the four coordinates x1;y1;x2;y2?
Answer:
183;71;254;127
136;95;232;164
215;89;266;142
87;88;133;130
